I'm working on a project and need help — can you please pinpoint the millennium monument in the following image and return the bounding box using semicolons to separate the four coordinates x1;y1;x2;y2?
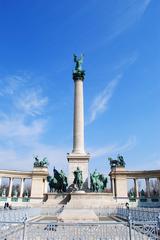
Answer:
0;55;160;210
1;56;160;240
67;54;90;188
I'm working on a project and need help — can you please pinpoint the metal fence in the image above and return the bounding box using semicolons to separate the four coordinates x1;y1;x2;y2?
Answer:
0;207;160;239
116;207;160;222
0;219;159;240
0;207;41;222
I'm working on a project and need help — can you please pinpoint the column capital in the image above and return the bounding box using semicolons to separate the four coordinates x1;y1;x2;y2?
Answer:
73;71;85;81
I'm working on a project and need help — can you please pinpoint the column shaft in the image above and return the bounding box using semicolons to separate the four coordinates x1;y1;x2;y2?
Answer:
134;178;139;198
145;178;150;198
72;79;85;154
20;178;24;197
8;177;13;197
157;178;160;196
44;179;48;193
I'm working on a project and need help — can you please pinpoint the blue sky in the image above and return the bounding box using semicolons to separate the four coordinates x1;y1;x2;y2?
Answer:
0;0;159;175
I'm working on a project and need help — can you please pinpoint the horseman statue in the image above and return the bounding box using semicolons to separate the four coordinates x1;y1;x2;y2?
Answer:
73;167;83;190
108;154;125;169
33;156;48;168
90;169;108;192
47;168;68;193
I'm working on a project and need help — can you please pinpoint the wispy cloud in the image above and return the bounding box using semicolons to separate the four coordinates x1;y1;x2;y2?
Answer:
0;74;26;96
114;53;138;71
88;74;122;124
16;89;48;116
91;136;137;159
88;0;152;51
108;0;152;41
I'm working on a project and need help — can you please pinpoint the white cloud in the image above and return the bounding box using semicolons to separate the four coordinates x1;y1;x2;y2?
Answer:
0;115;45;145
0;74;26;96
88;74;121;124
91;136;137;159
16;89;48;116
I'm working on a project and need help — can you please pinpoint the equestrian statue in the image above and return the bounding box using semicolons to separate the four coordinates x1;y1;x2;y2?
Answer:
47;168;68;193
33;156;48;168
108;154;126;168
90;169;108;192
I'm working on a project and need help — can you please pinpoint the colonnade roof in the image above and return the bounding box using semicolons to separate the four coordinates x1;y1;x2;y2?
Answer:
109;168;160;178
0;169;32;178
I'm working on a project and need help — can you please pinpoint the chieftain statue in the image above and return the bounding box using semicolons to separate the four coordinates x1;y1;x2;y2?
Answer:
108;154;126;168
47;168;68;193
73;167;83;190
90;169;108;192
33;156;49;168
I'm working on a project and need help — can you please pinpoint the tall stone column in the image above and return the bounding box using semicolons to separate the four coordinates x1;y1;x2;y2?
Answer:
73;78;85;154
20;178;25;198
67;55;90;188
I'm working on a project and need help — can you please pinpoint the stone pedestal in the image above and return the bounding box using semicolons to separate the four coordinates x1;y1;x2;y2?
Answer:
66;192;115;208
67;153;90;188
31;167;48;200
58;209;99;222
110;166;128;199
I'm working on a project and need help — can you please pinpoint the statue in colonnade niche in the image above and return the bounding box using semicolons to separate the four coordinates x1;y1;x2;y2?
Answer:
128;189;136;200
1;188;6;197
23;189;29;198
73;167;83;190
33;156;49;168
47;168;68;192
140;189;146;197
108;154;126;168
90;169;108;192
12;188;18;198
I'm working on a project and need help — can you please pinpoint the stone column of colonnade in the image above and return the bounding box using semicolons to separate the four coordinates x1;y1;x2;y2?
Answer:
20;178;25;197
157;178;160;196
8;177;13;197
145;178;150;198
67;55;90;188
133;178;139;197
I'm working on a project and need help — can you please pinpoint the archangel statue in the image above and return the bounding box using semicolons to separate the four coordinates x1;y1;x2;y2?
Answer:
73;54;84;72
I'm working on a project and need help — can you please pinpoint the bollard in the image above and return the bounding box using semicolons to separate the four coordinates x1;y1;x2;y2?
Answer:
128;212;132;240
22;214;27;240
